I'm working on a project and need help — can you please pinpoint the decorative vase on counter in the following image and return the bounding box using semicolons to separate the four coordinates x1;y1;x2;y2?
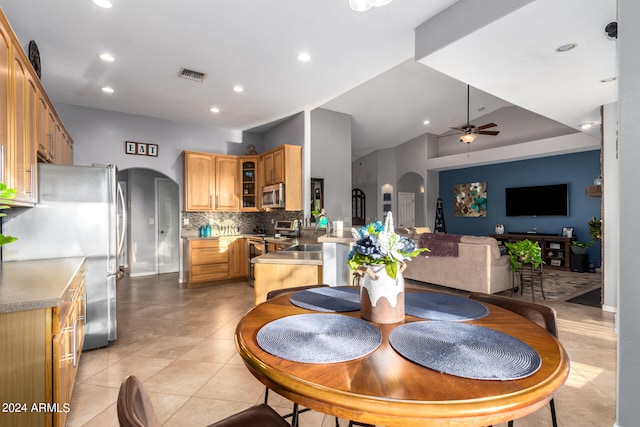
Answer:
495;224;505;234
356;264;405;324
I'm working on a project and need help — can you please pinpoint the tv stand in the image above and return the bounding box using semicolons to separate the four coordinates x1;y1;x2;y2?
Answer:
491;233;576;271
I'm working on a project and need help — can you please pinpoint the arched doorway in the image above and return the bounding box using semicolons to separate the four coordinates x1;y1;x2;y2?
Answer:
117;168;180;277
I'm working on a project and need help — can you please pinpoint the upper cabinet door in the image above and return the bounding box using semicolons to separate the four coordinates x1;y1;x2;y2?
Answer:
0;23;10;186
214;155;239;211
184;152;214;211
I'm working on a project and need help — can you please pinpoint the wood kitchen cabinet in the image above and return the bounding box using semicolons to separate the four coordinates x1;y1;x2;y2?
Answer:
259;144;302;211
228;237;248;279
0;13;37;205
183;152;241;212
0;258;86;427
0;9;73;208
184;239;230;287
240;156;259;211
214;155;239;211
183;151;215;211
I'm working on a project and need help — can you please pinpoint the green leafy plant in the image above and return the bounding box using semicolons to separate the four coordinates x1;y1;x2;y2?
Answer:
570;240;593;254
588;216;602;241
0;182;17;246
504;239;544;272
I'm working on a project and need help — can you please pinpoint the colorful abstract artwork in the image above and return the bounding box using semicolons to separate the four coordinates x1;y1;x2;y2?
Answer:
454;182;487;217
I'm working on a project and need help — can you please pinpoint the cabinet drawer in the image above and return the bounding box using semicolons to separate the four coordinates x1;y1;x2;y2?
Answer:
192;247;228;265
191;264;229;282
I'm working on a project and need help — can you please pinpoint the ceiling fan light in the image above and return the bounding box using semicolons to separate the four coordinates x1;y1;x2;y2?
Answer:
349;0;372;11
460;133;477;144
368;0;393;7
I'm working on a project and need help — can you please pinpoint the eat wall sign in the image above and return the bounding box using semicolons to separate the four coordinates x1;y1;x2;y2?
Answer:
125;141;158;157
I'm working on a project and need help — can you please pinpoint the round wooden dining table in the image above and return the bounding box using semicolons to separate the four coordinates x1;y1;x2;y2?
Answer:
234;289;570;427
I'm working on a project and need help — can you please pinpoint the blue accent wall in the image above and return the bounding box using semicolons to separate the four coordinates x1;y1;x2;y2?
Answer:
439;150;602;266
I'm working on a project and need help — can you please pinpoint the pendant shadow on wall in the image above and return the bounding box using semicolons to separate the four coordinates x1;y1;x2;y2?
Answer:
117;168;180;278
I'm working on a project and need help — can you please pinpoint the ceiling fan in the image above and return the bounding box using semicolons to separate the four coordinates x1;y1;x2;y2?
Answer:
450;85;500;144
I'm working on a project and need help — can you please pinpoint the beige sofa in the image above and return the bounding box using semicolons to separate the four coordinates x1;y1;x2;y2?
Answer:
397;228;511;294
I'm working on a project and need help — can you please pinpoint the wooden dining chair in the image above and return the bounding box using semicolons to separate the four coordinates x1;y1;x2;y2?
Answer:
468;292;559;427
265;284;330;427
117;375;291;427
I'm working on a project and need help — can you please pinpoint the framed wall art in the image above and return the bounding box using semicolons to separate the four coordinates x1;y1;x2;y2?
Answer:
454;182;487;217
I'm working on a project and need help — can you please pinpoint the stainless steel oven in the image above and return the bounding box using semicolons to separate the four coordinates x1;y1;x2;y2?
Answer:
247;236;266;287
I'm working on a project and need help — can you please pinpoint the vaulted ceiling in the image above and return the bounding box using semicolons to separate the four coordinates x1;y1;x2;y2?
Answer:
1;0;616;160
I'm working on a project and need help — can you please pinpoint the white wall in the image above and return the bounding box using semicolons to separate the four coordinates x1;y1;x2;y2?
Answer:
617;1;640;424
55;103;242;190
602;102;618;313
310;108;352;224
262;112;305;152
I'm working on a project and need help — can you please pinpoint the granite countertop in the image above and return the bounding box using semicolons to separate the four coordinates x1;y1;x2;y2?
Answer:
0;257;86;314
318;229;354;244
251;251;322;266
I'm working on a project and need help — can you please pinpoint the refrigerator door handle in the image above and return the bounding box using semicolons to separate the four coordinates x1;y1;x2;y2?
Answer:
117;182;127;259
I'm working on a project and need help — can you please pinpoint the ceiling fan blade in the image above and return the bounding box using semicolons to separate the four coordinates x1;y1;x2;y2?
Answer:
449;127;465;132
476;122;497;130
477;130;500;135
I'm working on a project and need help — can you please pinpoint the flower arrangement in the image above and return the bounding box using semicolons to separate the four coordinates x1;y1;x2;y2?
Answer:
347;212;428;279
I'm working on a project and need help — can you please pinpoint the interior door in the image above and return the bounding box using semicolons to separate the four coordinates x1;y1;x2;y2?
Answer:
398;192;415;227
156;178;179;274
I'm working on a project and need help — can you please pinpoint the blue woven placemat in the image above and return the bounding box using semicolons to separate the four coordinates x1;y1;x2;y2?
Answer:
257;313;382;363
405;293;489;321
389;321;541;380
290;286;360;312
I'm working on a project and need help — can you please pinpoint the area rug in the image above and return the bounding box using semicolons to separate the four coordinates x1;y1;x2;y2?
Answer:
567;288;602;307
406;270;602;302
508;270;603;301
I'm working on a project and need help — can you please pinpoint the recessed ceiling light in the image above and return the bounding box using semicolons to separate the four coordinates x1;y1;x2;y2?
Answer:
98;53;115;62
101;86;114;93
555;43;577;52
349;0;372;11
93;0;113;9
297;52;311;62
600;76;617;83
210;107;220;113
579;122;594;130
423;120;430;125
233;85;244;93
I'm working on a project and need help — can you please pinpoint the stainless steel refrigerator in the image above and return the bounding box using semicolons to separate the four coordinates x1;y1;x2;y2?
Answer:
3;163;126;350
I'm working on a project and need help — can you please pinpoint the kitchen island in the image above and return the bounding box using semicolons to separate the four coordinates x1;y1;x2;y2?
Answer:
251;237;323;305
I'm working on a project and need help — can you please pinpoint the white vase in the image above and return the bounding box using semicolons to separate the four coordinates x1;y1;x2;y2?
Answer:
496;224;505;234
358;264;405;324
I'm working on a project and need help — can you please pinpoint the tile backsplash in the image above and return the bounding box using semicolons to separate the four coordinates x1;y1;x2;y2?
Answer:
182;210;303;235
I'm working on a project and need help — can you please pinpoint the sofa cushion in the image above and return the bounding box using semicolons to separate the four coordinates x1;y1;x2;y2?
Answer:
460;236;502;259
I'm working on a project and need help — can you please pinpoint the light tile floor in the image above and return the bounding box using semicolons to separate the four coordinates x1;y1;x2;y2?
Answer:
67;273;616;427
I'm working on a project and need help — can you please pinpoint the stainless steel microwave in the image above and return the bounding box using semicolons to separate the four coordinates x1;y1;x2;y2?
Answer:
262;183;285;208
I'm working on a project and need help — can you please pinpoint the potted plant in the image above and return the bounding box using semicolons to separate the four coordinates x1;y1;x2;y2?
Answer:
347;212;428;323
504;239;544;272
0;182;17;247
570;240;593;255
588;216;602;241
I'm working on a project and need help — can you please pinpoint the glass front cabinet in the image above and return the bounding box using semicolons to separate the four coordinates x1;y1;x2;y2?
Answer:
241;156;259;211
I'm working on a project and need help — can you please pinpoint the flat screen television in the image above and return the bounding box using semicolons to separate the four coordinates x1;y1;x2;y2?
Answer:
505;184;568;216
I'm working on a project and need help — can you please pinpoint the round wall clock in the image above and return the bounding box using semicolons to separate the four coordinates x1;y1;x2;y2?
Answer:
28;40;41;79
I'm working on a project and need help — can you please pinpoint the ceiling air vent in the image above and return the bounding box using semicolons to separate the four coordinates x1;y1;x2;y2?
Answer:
178;68;207;82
